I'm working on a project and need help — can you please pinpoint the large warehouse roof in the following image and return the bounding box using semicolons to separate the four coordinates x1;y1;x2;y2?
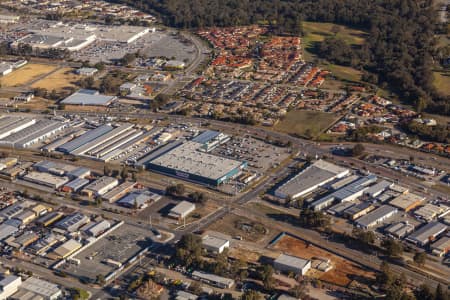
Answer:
149;141;244;181
60;89;116;106
275;160;349;199
57;124;113;153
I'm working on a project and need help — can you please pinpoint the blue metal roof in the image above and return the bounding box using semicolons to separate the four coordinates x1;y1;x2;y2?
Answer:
191;130;220;144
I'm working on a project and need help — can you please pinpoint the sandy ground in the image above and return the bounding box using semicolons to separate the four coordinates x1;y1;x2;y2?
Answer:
272;234;374;287
31;67;80;91
1;64;57;87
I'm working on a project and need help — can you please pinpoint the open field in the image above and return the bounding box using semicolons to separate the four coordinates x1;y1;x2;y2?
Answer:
0;64;57;87
31;67;80;91
15;97;54;110
302;21;367;61
325;64;362;83
275;110;338;138
433;70;450;96
207;213;272;243
271;234;374;287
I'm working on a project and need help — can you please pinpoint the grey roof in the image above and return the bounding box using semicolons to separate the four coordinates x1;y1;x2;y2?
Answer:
85;220;110;236
67;167;90;178
55;213;89;231
202;235;229;250
274;254;310;270
276;160;349;198
57;124;113;153
328;201;355;215
192;130;220;144
343;202;373;216
0;223;18;240
61;90;116;106
312;175;377;210
0;275;20;287
148;141;245;181
365;180;393;197
64;178;90;191
407;222;447;245
191;271;234;287
136;140;183;167
355;205;398;228
117;192;152;208
20;277;61;298
169;201;196;216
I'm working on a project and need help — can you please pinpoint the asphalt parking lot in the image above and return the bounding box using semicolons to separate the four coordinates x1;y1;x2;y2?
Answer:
211;136;290;172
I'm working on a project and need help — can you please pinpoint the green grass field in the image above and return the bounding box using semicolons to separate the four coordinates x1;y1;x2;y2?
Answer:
302;21;367;61
301;22;366;83
433;70;450;96
275;110;339;139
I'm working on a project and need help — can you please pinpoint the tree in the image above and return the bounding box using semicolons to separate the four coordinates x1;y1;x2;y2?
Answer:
435;284;448;300
376;261;394;287
230;259;248;281
175;234;202;267
413;251;426;267
351;143;365;157
289;281;309;298
257;264;274;290
71;288;89;300
241;290;262;300
415;284;434;300
165;184;185;197
352;227;375;250
96;274;105;285
95;196;102;207
382;238;403;258
121;166;129;180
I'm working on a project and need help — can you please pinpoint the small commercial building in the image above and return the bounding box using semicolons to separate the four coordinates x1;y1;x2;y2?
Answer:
117;192;152;209
23;172;69;189
36;212;64;227
364;180;393;198
431;236;450;257
0;223;19;241
385;222;415;239
55;213;89;232
168;201;196;220
6;231;39;249
50;239;82;259
202;235;230;254
414;204;449;222
85;220;111;237
61;178;90;193
343;202;374;220
191;271;234;289
0;275;22;300
406;222;447;246
81;176;118;197
15;276;62;300
76;67;98;76
13;209;37;225
102;181;135;203
273;254;311;276
355;205;398;229
389;193;425;212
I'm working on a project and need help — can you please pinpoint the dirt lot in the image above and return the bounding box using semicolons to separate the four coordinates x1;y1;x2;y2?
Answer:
15;97;54;110
271;234;374;287
31;67;80;91
207;213;272;243
0;64;57;87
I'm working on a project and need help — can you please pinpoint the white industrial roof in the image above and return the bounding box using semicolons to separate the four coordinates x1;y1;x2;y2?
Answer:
274;254;310;270
150;141;244;180
61;90;116;106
